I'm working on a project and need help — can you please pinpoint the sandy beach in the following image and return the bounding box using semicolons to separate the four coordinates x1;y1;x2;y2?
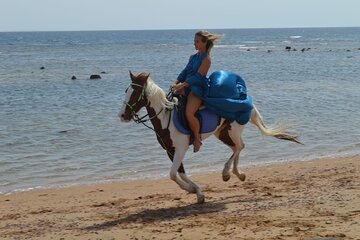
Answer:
1;156;359;240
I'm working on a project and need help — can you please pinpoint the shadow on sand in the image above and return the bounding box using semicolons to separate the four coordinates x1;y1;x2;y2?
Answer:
84;200;227;231
83;194;266;231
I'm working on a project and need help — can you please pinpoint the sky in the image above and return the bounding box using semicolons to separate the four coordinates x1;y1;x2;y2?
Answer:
1;0;360;32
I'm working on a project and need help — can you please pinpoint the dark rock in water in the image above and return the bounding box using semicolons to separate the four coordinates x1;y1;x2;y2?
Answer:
71;76;77;80
301;48;311;52
285;46;292;51
40;66;45;70
246;49;251;51
267;50;272;53
90;74;101;80
293;48;297;51
101;71;107;74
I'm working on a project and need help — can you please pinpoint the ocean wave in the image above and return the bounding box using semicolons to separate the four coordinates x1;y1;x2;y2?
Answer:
243;41;265;44
311;38;326;41
2;185;45;195
158;43;179;46
216;44;246;48
0;181;11;187
289;35;302;39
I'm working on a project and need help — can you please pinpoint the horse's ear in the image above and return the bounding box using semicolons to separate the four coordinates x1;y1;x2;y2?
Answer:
137;72;150;82
129;70;136;81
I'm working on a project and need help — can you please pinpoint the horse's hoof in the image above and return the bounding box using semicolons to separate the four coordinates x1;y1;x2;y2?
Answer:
239;173;246;181
197;193;205;204
222;174;231;182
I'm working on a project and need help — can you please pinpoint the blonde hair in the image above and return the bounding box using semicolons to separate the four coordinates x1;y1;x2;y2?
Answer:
195;30;223;54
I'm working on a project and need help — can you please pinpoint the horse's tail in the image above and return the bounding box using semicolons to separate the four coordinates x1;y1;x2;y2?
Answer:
250;105;303;144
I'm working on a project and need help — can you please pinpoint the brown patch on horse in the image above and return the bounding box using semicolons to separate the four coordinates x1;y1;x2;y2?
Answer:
146;105;185;173
128;71;185;173
218;120;235;147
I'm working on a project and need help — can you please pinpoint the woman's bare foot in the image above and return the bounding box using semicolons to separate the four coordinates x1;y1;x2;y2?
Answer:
193;138;202;153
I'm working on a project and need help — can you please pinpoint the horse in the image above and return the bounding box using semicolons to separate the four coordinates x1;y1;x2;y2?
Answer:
119;71;301;203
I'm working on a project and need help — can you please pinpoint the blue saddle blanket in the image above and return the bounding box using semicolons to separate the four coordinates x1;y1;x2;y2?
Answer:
189;70;254;125
173;107;220;135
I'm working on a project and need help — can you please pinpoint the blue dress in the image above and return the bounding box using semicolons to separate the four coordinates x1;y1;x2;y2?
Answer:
177;52;253;125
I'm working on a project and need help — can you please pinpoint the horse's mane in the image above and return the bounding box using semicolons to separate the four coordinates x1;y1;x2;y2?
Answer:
145;77;177;109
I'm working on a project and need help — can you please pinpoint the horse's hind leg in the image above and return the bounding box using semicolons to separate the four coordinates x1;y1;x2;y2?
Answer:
232;137;246;181
222;152;236;182
215;121;245;182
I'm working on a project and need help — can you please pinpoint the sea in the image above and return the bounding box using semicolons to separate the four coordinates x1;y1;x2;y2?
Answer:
1;27;360;194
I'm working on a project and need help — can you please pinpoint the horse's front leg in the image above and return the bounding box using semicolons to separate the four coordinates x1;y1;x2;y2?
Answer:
170;148;205;203
169;148;192;192
179;172;204;204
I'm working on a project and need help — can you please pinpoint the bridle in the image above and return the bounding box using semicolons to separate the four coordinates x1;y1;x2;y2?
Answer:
123;82;175;157
123;83;164;124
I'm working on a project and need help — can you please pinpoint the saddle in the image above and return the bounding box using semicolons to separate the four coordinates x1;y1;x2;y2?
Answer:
173;94;221;136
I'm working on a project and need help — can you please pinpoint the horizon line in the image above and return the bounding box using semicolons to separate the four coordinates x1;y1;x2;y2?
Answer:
1;25;360;33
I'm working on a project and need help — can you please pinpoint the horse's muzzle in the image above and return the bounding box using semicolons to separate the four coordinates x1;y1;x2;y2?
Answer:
118;111;131;122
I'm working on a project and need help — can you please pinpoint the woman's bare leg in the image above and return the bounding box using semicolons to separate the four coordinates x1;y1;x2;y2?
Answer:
186;92;203;152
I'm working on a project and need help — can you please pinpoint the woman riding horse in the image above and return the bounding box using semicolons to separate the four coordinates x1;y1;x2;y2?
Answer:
119;71;301;203
171;30;223;153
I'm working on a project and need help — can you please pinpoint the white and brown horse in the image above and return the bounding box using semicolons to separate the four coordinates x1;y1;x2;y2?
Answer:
119;71;300;203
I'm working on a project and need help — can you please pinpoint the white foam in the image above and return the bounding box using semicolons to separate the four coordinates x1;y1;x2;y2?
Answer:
215;44;246;48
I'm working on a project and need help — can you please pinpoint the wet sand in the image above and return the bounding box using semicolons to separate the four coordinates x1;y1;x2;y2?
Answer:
1;156;359;239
